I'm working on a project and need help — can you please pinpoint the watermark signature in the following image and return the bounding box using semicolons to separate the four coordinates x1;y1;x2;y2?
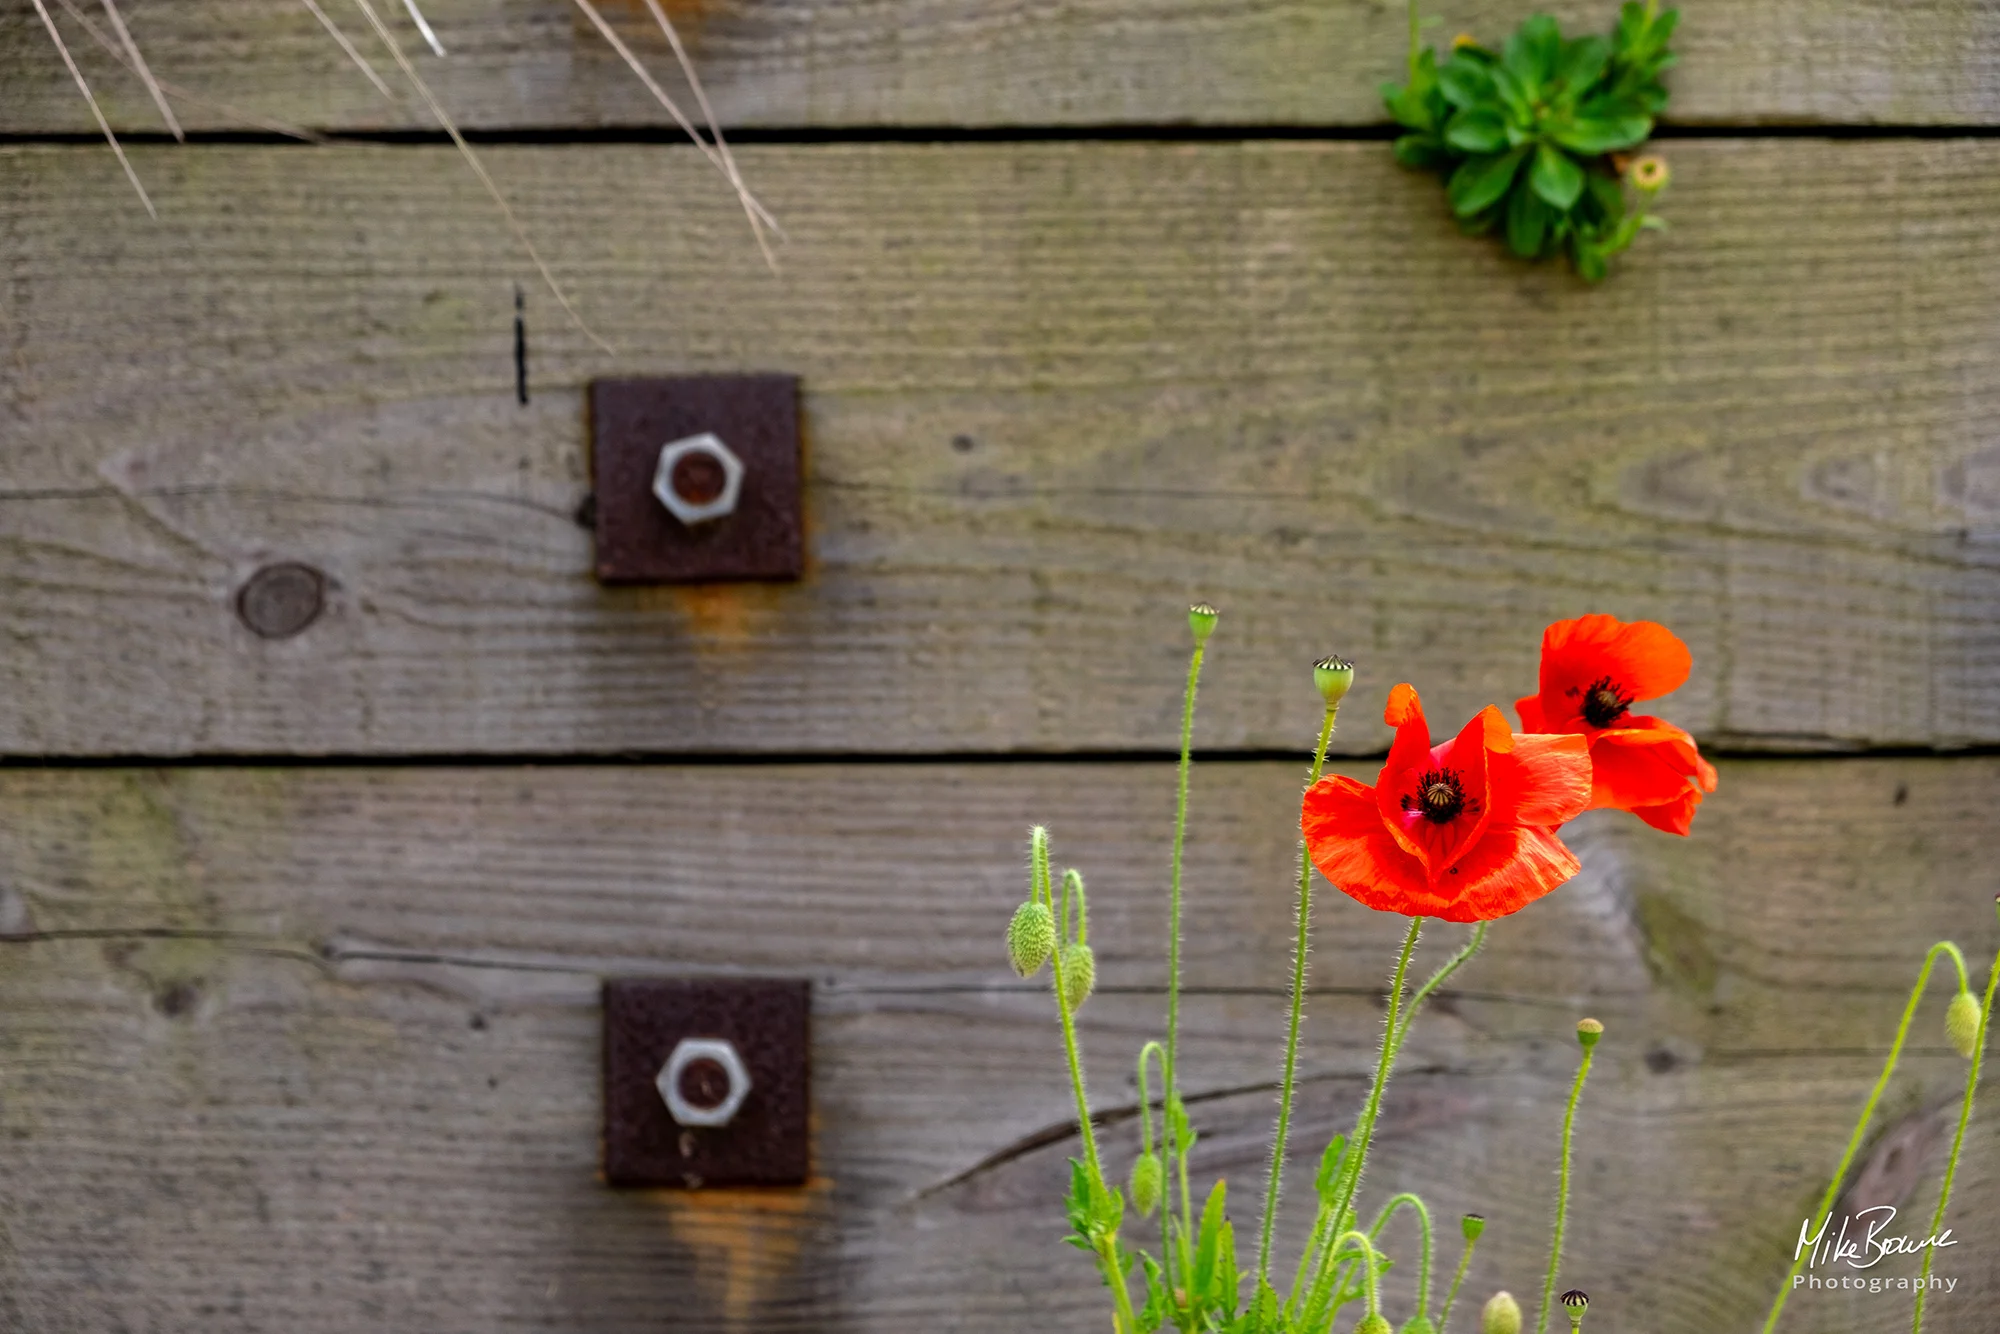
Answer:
1792;1206;1958;1294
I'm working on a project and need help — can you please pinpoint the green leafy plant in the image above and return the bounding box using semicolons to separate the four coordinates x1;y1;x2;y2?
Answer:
1383;2;1678;279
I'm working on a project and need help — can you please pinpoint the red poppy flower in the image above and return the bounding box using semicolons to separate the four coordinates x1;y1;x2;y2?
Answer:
1514;615;1719;835
1300;685;1592;922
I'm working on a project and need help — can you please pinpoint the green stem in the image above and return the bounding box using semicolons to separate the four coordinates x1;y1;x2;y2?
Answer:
1371;1193;1435;1319
1303;917;1425;1320
1255;703;1341;1287
1391;923;1490;1056
1763;941;1970;1334
1536;1041;1597;1334
1163;639;1207;1305
1915;906;2000;1334
1438;1228;1480;1334
1095;1236;1141;1334
1407;0;1422;76
1329;1231;1385;1317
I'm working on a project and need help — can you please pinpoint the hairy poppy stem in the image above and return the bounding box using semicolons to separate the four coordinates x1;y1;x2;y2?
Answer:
1762;940;1971;1334
1255;701;1341;1289
1330;1230;1385;1317
1536;1037;1597;1334
1162;623;1210;1302
1371;1192;1435;1321
1438;1221;1482;1334
1298;915;1424;1324
1914;902;2000;1334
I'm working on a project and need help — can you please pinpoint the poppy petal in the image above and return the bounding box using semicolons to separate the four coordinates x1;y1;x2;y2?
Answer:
1384;707;1499;876
1491;731;1593;827
1432;825;1582;922
1514;693;1549;732
1585;733;1699;810
1632;787;1703;835
1540;614;1693;711
1302;778;1446;915
1376;685;1438;857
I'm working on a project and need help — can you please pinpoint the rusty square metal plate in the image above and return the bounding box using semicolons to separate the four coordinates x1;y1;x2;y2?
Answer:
588;375;803;584
602;977;811;1188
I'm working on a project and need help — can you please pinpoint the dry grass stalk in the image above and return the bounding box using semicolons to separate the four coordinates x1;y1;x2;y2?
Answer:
57;0;324;141
571;0;780;269
98;0;182;139
347;0;614;351
301;0;394;99
27;0;155;216
397;0;446;57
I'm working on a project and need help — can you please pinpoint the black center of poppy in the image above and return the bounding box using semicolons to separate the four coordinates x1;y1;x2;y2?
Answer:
1403;767;1466;824
1581;675;1632;728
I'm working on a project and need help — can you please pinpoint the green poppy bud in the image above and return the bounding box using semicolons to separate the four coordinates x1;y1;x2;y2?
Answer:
1560;1289;1589;1328
1353;1316;1392;1334
1188;603;1220;645
1576;1017;1603;1050
1059;942;1096;1010
1314;656;1355;708
1401;1316;1437;1334
1129;1150;1163;1216
1482;1291;1522;1334
1461;1212;1485;1242
1006;900;1055;977
1947;990;1981;1060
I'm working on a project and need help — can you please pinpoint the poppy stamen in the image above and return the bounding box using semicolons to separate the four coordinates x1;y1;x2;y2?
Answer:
1580;676;1633;728
1401;767;1469;823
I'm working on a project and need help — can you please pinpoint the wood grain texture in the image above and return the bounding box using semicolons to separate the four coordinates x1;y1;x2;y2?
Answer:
4;139;1998;757
0;756;1997;1330
1;0;1998;133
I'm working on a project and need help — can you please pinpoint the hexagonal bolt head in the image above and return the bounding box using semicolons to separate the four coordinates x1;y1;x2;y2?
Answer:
652;432;745;526
658;1037;753;1128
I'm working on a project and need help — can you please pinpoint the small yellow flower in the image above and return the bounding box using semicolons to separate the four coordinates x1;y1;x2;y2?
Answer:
1630;155;1671;192
1452;32;1481;51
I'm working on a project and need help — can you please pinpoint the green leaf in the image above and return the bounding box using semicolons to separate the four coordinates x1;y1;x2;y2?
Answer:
1487;64;1533;121
1555;35;1613;93
1215;1219;1241;1317
1550;113;1650;153
1393;132;1455;170
1530;143;1586;210
1313;1135;1349;1205
1437;55;1496;110
1444;109;1508;154
1507;182;1552;256
1447;146;1529;217
1192;1179;1227;1302
1503;14;1562;90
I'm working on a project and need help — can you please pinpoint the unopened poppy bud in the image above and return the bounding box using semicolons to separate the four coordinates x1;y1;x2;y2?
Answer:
1481;1291;1522;1334
1576;1017;1603;1049
1129;1150;1163;1216
1353;1315;1392;1334
1947;991;1981;1060
1560;1289;1589;1328
1188;603;1220;645
1059;942;1096;1009
1400;1316;1437;1334
1006;900;1055;977
1629;155;1669;192
1314;656;1355;708
1461;1212;1485;1242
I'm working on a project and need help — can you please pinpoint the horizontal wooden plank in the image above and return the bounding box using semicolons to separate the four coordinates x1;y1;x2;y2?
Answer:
4;139;2000;757
0;757;1997;1329
1;0;1997;133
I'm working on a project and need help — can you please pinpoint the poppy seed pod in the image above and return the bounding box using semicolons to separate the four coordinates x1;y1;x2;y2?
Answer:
1314;656;1356;708
1353;1315;1392;1334
1576;1017;1603;1049
1059;943;1096;1010
1947;991;1982;1061
1481;1291;1522;1334
1461;1213;1486;1242
1006;900;1055;978
1188;603;1219;644
1560;1289;1589;1328
1129;1150;1163;1217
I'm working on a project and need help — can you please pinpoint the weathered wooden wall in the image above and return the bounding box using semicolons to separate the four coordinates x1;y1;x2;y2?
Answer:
3;1;1999;1330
